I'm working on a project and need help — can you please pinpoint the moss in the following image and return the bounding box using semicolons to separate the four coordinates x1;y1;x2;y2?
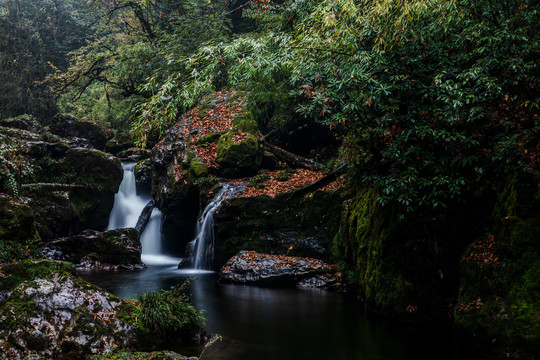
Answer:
216;131;262;177
189;160;208;179
0;260;76;291
333;188;410;313
195;132;222;147
232;109;259;135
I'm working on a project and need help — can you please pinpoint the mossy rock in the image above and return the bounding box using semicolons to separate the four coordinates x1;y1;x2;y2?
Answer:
89;350;197;360
0;260;76;291
0;263;137;358
195;132;222;147
49;113;114;150
0;195;41;263
105;133;135;155
334;188;410;313
62;148;122;192
216;131;262;177
214;190;341;266
189;159;208;179
42;228;143;267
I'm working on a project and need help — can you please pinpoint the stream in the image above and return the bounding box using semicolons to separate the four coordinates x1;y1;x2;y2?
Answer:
81;164;482;360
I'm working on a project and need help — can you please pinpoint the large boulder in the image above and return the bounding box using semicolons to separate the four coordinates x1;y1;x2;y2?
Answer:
0;260;138;359
220;250;338;287
41;228;144;269
49;113;114;150
0;195;41;263
215;130;262;177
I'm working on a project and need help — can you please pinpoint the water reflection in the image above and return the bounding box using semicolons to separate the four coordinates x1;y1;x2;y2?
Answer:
80;265;479;360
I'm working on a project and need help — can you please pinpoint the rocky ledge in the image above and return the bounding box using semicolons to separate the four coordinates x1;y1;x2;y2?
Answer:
219;250;339;288
41;228;145;270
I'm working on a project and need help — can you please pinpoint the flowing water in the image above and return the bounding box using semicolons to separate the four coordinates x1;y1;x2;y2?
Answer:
189;183;246;269
80;164;484;360
106;162;178;265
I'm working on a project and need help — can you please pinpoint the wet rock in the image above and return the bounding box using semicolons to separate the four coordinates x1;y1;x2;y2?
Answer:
49;113;114;150
41;228;144;269
0;260;138;359
220;250;338;287
135;200;156;234
0;114;43;133
135;158;153;195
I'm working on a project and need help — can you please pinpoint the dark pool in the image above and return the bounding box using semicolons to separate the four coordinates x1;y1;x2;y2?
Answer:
79;257;485;360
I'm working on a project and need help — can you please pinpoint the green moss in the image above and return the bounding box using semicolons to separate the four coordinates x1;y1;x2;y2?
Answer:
195;132;223;147
189;160;208;179
216;131;262;177
333;188;408;313
232;109;259;135
0;260;76;291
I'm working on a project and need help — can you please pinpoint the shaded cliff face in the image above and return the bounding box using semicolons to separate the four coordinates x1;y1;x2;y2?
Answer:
334;173;540;356
214;189;342;269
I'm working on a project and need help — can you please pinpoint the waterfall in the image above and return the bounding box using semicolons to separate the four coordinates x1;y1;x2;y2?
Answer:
107;163;150;230
108;163;175;265
189;182;246;269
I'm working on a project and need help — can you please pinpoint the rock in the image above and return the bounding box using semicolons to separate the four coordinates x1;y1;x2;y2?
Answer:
214;190;341;266
88;350;197;360
0;195;41;263
215;131;262;177
0;260;138;359
219;250;338;287
0;114;43;133
135;200;155;234
41;228;144;269
117;147;152;162
62;148;123;193
135;158;153;195
49;113;114;150
104;133;135;155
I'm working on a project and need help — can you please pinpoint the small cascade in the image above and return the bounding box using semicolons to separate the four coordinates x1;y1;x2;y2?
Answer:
107;163;176;265
107;163;150;230
188;183;246;269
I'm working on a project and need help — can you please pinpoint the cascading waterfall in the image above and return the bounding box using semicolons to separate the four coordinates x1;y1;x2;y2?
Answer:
107;163;175;265
189;182;246;269
107;163;150;230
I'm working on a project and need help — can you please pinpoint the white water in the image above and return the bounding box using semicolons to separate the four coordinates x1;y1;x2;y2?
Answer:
107;163;180;264
107;163;150;229
190;182;245;269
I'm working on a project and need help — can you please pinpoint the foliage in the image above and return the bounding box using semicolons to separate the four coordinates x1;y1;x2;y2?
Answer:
49;0;230;141
134;281;204;337
167;0;539;213
0;136;33;197
0;0;94;120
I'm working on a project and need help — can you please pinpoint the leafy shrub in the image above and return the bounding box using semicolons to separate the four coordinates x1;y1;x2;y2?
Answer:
134;281;204;337
0;137;33;197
